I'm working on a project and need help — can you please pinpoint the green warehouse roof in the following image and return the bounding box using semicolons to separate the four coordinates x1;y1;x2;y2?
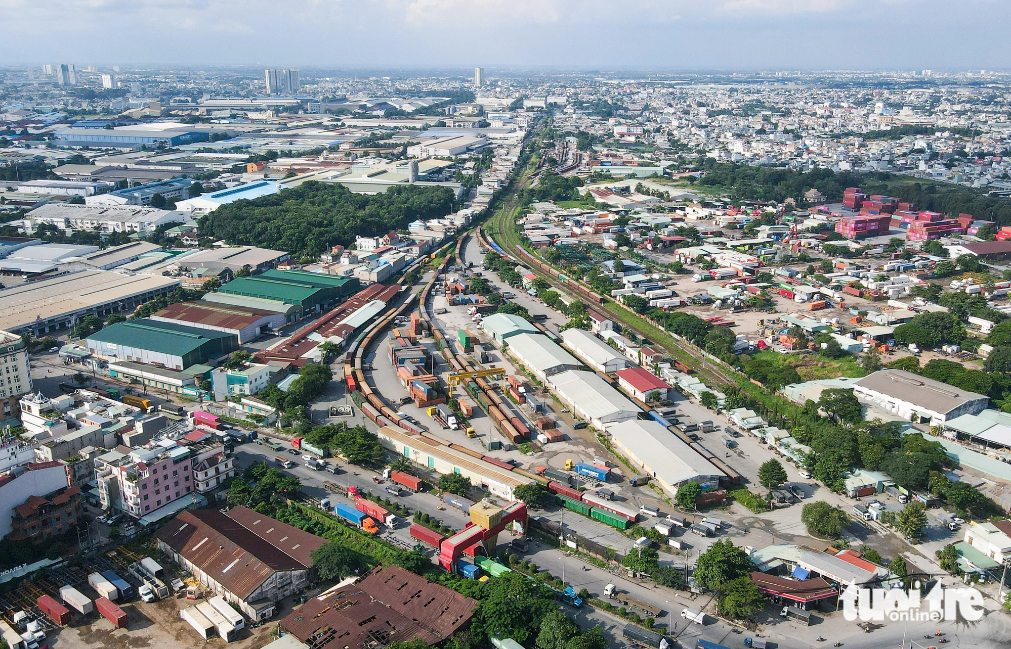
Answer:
218;276;324;305
87;319;236;357
260;269;357;292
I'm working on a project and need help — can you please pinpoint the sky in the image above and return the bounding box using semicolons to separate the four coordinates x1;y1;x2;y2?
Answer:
0;0;1009;72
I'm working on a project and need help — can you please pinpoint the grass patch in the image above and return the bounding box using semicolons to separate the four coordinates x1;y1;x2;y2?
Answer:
750;350;866;381
727;486;771;513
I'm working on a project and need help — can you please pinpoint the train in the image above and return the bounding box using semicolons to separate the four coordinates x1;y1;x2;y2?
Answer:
545;479;638;530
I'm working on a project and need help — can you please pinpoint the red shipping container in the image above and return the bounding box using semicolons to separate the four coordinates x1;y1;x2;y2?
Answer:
410;523;446;548
355;497;390;522
507;375;522;389
390;470;423;491
548;481;582;501
96;597;127;629
508;387;525;404
482;456;514;471
37;595;71;625
509;417;530;438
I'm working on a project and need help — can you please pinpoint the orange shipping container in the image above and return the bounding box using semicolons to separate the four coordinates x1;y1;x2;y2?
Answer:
459;399;474;417
807;300;827;311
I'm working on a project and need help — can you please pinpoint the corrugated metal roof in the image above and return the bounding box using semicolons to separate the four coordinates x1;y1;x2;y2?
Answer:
219;277;323;305
548;370;640;422
505;333;579;373
854;369;988;416
88;319;235;356
153;301;276;331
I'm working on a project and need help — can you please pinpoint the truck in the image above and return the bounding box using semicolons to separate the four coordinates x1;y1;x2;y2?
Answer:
701;517;723;530
138;584;157;603
122;395;152;411
885;485;908;503
305;457;325;471
622;623;669;649
334;502;379;534
700;420;714;433
410;523;446;548
60;586;93;616
140;557;165;581
744;639;767;649
389;470;423;492
781;605;811;625
721;436;736;448
37;595;71;625
629;475;650;486
275;456;295;469
681;608;706;625
561;586;583;608
853;504;871;521
610;589;661;617
355;497;397;527
88;572;119;601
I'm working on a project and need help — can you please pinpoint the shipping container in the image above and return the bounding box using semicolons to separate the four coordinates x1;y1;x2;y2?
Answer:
88;573;119;601
547;480;582;500
95;597;127;629
102;570;133;600
334;501;367;525
558;494;591;516
573;462;609;481
60;586;93;615
140;557;165;581
390;470;423;491
443;493;474;513
181;606;215;640
590;507;631;530
582;493;638;521
457;561;481;579
37;595;71;625
209;595;244;630
543;468;573;485
623;623;667;648
410;523;446;548
355;497;391;525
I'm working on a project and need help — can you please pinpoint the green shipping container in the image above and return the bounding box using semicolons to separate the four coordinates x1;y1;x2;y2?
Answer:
477;393;490;409
558;495;590;516
458;330;472;347
591;507;630;530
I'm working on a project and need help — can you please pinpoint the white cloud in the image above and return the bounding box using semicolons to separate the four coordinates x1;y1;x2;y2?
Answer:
719;0;853;13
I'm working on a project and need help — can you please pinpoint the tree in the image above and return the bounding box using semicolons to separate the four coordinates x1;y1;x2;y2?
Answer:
564;628;608;649
717;576;765;619
536;611;581;649
819;337;845;359
893;312;965;349
758;459;788;492
675;481;702;511
514;483;550;507
801;502;848;538
693;539;753;591
944;481;982;513
318;341;340;362
860;546;883;565
73;315;103;339
700;391;718;409
883;452;933;491
985;346;1011;374
646;390;665;404
890;556;908;579
150;192;166;209
860;347;882;373
475;573;557;644
922;240;948;257
437;472;472;496
818;388;863;424
938;543;959;574
392;548;431;575
887;356;921;372
310;542;366;581
976;223;995;241
896;501;927;540
223;351;250;370
188;182;204;198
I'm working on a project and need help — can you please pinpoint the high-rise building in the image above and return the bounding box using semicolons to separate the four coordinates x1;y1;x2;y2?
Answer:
57;64;76;86
101;74;116;89
41;64;53;76
474;67;485;87
0;330;32;419
265;69;300;95
130;81;141;94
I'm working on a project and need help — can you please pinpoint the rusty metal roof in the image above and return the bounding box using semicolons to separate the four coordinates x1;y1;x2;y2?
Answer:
225;505;327;567
155;506;326;601
281;566;476;649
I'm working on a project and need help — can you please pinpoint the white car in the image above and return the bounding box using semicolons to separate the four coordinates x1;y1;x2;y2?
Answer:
798;471;811;479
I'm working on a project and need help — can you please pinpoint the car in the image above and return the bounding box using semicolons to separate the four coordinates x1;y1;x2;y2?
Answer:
287;448;300;456
573;421;588;429
953;517;966;525
49;347;60;353
798;470;811;479
688;433;701;441
510;538;529;552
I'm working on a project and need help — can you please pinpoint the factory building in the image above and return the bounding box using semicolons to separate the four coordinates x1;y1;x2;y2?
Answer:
608;420;725;495
86;319;237;370
547;370;640;431
561;328;632;373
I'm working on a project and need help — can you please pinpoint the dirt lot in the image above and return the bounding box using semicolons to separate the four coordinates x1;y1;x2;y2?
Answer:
47;596;278;649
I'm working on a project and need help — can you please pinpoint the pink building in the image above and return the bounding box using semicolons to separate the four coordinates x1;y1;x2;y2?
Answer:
113;445;193;517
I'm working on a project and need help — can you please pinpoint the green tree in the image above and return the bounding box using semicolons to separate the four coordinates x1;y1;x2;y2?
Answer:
223;351;250;370
818;388;863;424
310;542;366;580
758;459;788;492
887;356;921;372
392;548;431;575
893;312;965;349
860;546;883;565
693;539;753;591
896;501;927;540
150;192;166;209
474;573;557;644
890;555;908;579
860;347;882;373
536;611;581;649
564;628;608;649
73;315;103;339
437;472;472;496
985;346;1011;374
675;481;702;511
514;483;550;507
717;576;765;619
938;543;959;573
700;391;718;409
801;502;848;538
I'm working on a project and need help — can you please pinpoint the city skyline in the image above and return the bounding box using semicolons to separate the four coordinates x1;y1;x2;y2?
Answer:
1;0;1010;70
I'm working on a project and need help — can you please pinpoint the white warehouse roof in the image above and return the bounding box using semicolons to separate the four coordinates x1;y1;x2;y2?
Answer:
608;419;725;492
561;328;629;371
505;333;580;377
548;370;639;425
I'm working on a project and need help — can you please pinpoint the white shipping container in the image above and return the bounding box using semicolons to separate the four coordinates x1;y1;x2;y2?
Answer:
87;574;118;602
209;596;244;630
60;586;94;615
965;284;983;295
181;606;215;640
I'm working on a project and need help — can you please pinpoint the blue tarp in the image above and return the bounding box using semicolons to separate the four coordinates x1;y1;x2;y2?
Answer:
792;566;811;581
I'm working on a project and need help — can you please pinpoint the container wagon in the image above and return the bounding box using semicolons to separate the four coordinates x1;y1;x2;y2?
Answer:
547;481;582;501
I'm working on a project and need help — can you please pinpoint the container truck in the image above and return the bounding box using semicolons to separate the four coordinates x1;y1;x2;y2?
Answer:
334;502;379;534
88;572;119;601
95;597;127;629
744;638;767;648
443;493;474;513
60;586;93;615
410;523;446;548
680;608;705;625
610;590;660;617
390;470;423;491
561;586;583;608
37;595;71;625
781;605;811;625
102;571;133;600
355;497;397;527
622;623;669;649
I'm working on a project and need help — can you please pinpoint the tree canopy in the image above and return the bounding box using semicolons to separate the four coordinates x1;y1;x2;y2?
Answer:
199;181;454;257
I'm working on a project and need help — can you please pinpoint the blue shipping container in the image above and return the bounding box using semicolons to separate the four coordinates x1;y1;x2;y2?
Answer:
102;570;134;599
574;463;609;481
457;562;480;579
696;641;732;649
335;502;366;525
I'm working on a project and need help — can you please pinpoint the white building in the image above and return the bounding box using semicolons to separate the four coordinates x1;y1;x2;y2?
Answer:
0;462;71;538
504;333;580;381
853;369;989;425
548;370;639;431
608;420;725;494
211;364;271;400
175;181;283;216
26;203;186;234
16;179;115;197
0;330;32;419
964;522;1011;563
407;136;489;158
19;393;74;439
560;328;631;373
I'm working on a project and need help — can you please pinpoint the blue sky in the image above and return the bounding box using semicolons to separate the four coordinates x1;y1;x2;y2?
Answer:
0;0;1008;71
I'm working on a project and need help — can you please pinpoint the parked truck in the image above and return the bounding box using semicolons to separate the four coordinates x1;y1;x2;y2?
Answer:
609;588;661;617
355;497;397;527
781;605;811;625
885;485;908;503
389;470;423;492
334;501;379;534
573;462;609;481
561;586;583;608
622;624;670;649
60;586;93;616
680;608;705;625
140;557;165;581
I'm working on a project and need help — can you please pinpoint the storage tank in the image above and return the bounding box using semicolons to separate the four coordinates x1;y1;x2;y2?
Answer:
60;586;93;615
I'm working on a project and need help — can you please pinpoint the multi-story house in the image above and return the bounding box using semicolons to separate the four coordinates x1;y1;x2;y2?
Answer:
111;444;193;517
192;445;234;494
0;330;31;419
7;484;83;543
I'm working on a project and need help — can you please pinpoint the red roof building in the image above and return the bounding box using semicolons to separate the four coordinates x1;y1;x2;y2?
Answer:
615;367;671;402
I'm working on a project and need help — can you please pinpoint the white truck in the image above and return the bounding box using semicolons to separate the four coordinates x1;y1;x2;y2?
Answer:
680;608;705;625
